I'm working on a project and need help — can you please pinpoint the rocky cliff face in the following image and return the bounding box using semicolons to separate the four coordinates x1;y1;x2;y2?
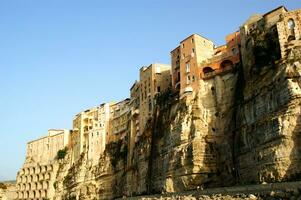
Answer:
52;51;301;199
52;71;239;200
0;183;16;200
50;19;301;200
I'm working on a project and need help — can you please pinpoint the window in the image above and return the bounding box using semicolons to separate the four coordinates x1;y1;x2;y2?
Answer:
288;19;295;30
186;62;190;73
191;38;194;43
232;48;237;54
186;76;191;84
176;60;180;68
157;86;161;92
192;48;195;53
182;43;185;48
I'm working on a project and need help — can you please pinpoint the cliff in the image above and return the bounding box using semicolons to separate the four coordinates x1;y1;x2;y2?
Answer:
14;6;301;200
54;51;301;200
53;24;301;200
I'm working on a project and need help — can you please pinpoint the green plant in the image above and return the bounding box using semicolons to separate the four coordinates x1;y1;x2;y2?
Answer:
0;183;7;190
57;147;68;160
53;181;57;189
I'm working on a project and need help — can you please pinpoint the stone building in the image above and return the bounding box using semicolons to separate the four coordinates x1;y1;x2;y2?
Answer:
87;103;111;165
71;103;111;165
199;31;241;80
171;34;214;95
139;64;171;133
239;6;288;80
108;98;131;143
277;8;301;58
171;33;240;96
16;129;69;200
128;81;140;167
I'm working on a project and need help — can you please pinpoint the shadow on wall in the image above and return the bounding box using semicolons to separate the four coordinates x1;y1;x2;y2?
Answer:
284;63;301;181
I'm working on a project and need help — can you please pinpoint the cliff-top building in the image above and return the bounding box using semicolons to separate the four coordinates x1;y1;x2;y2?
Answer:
16;129;70;200
71;103;111;165
108;99;131;143
171;34;214;95
139;63;171;133
171;32;241;97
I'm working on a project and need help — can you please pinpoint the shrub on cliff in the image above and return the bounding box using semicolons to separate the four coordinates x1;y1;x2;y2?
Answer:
0;183;7;189
56;147;68;160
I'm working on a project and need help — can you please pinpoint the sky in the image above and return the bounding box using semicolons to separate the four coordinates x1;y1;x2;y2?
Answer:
0;0;299;181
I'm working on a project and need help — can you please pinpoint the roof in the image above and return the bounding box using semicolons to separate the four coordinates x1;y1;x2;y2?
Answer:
180;33;213;44
130;80;140;90
170;45;180;54
263;6;287;17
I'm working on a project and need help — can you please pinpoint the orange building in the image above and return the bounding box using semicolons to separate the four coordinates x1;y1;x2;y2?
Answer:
171;32;241;96
171;34;215;95
200;32;241;80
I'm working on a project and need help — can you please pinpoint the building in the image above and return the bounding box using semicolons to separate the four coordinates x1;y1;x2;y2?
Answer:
199;31;241;80
171;32;241;96
87;103;111;165
139;63;171;133
16;129;70;200
108;99;131;143
276;7;301;58
171;34;215;95
128;81;140;166
239;6;301;80
71;103;111;165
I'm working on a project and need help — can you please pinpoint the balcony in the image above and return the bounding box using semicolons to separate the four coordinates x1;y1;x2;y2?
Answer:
201;65;235;80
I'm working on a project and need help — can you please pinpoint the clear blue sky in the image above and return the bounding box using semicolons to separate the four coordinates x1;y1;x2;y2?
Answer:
0;0;299;181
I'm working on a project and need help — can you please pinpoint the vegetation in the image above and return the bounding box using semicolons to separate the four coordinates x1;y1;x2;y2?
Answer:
106;139;128;168
53;181;57;189
0;183;7;190
57;147;68;160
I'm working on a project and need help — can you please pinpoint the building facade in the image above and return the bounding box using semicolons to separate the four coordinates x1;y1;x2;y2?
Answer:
16;129;69;200
139;63;171;133
199;31;241;80
108;99;131;143
71;104;111;165
171;34;215;95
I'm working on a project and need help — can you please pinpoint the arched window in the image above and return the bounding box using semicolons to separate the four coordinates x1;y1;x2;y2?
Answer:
220;60;234;69
203;67;214;74
288;19;295;30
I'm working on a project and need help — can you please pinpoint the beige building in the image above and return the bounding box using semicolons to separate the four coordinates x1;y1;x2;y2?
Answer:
108;99;130;143
139;63;171;133
239;6;301;80
16;129;70;200
128;81;140;166
71;103;111;165
276;7;301;58
24;129;69;166
171;34;214;95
